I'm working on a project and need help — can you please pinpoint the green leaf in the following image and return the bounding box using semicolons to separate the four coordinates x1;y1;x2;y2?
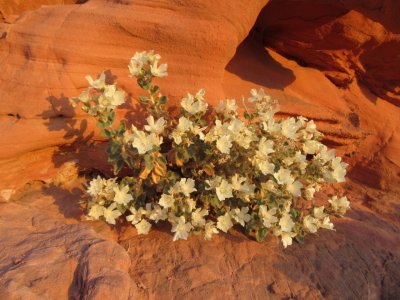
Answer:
144;154;154;170
113;160;124;175
208;195;222;208
139;96;149;104
255;227;268;242
159;95;167;105
151;85;160;94
100;129;112;138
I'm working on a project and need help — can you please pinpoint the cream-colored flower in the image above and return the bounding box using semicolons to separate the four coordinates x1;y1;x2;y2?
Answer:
281;231;297;248
144;116;166;134
87;176;104;197
128;51;148;76
248;88;267;102
150;61;168;77
216;179;233;201
176;178;197;197
328;196;350;215
149;205;168;223
258;137;275;156
177;116;192;132
217;213;233;233
279;213;295;232
205;176;221;191
280;117;301;140
132;131;163;154
191;208;209;227
204;222;219;240
113;185;133;206
186;198;196;212
135;219;152;235
259;206;278;228
85;71;106;89
304;185;316;200
126;207;142;225
303;140;321;155
231;207;251;226
319;216;334;230
159;194;175;208
172;216;193;241
216;135;233;154
88;204;104;220
331;157;348;183
274;168;303;197
103;203;122;225
303;215;318;233
313;206;326;219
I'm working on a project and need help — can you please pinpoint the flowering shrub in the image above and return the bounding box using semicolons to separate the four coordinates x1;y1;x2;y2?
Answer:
71;50;350;247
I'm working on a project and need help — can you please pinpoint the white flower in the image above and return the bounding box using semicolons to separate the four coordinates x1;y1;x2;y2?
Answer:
205;176;222;191
231;207;251;226
263;118;280;133
259;206;278;228
281;231;297;248
280;117;301;140
172;216;193;241
257;160;275;175
328;196;350;215
258;137;275;156
159;194;175;208
216;99;237;117
126;207;142;225
217;213;234;233
286;180;303;197
331;157;348;183
186;198;197;212
180;90;208;115
132;131;162;154
304;186;316;200
113;185;133;206
85;71;106;89
177;116;192;132
319;216;334;230
274;168;303;197
303;215;318;233
215;179;233;201
103;84;125;108
180;93;195;112
279;213;295;232
273;168;293;185
150;61;168;77
231;174;255;195
216;135;232;154
318;146;335;162
204;222;219;240
303;140;321;154
88;204;104;220
248;88;266;102
170;130;183;145
313;206;326;219
103;203;122;225
87;176;104;197
191;208;209;227
149;205;168;223
135;219;152;235
144;116;166;134
175;178;197;197
128;51;148;76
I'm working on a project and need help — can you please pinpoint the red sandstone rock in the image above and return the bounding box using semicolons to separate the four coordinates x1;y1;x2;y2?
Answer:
0;0;399;299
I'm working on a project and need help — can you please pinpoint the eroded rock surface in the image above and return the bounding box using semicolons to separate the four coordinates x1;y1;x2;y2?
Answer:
0;0;399;299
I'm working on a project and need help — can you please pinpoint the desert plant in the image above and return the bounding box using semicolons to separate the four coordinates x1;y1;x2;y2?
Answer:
70;50;350;247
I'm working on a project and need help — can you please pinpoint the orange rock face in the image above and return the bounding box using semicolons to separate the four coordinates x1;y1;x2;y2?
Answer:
0;0;399;299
